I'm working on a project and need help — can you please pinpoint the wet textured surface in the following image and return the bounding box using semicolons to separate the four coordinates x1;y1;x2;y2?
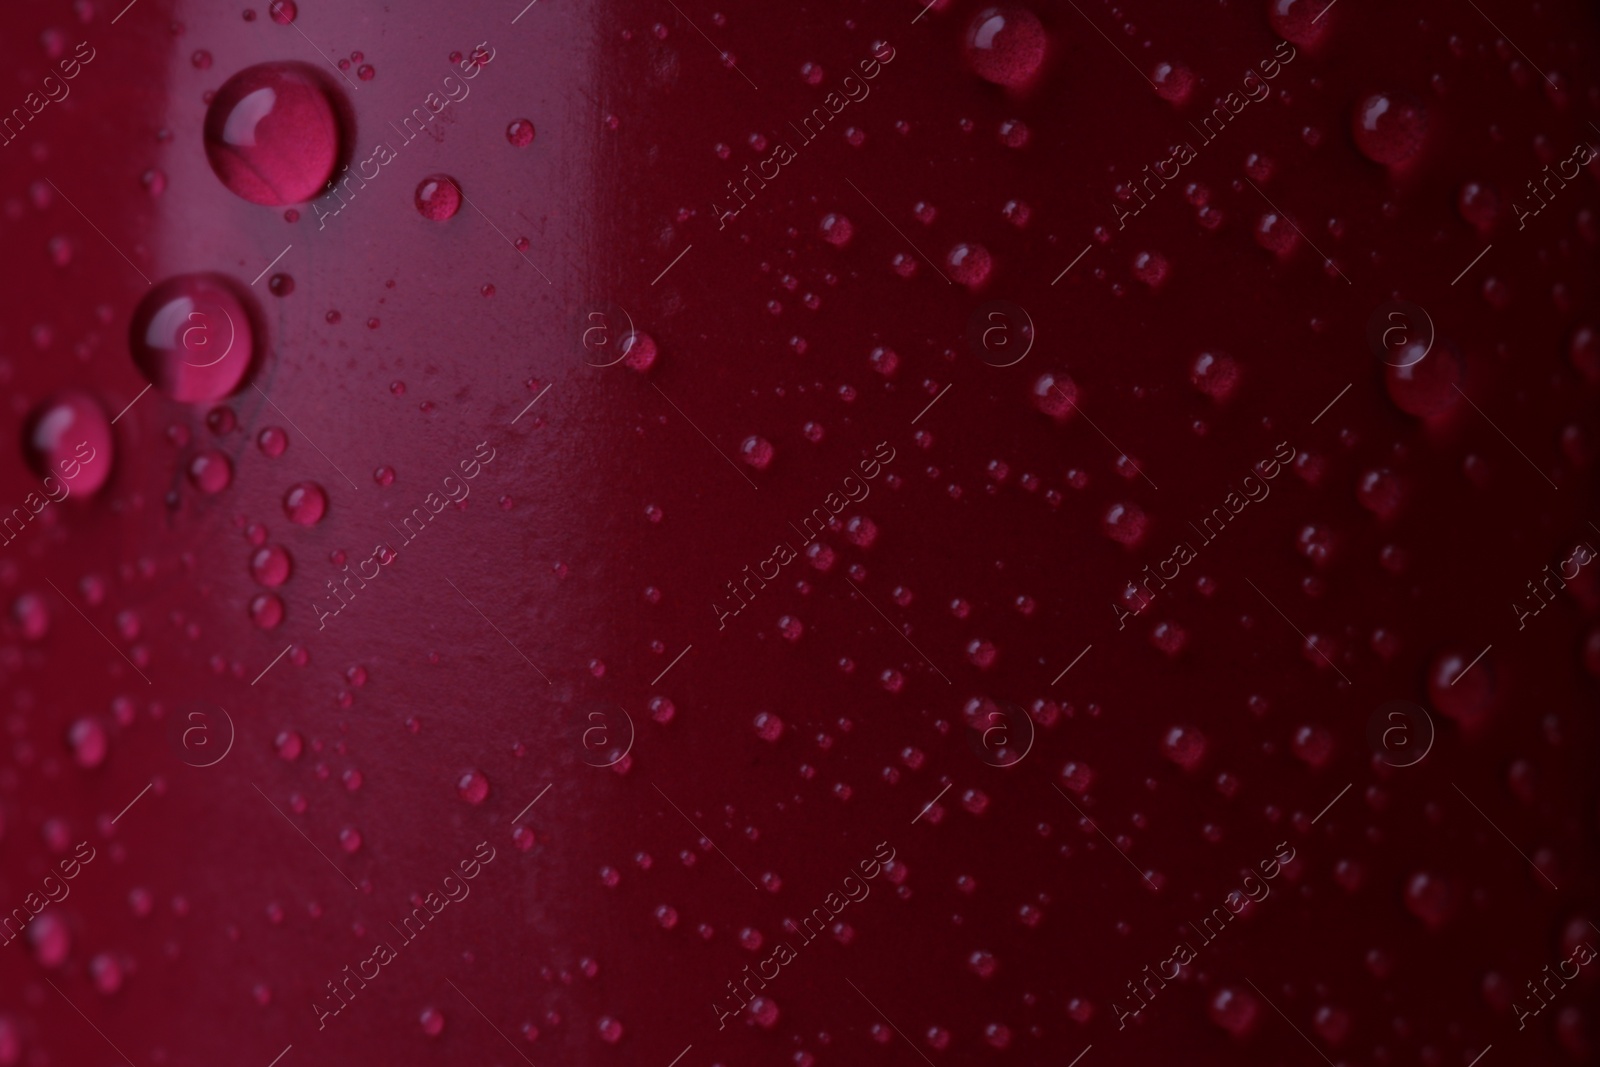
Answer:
0;0;1597;1066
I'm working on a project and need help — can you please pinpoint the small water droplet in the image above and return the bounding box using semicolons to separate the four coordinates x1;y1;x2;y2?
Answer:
68;717;109;768
740;435;775;470
257;426;288;456
507;118;536;146
283;481;327;524
457;769;490;804
188;450;234;493
414;175;462;221
24;390;112;496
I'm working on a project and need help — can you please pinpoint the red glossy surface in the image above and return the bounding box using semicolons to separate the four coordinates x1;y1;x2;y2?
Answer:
1;0;1598;1065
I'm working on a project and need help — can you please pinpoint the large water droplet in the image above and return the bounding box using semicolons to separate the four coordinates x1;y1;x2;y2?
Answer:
204;62;342;205
130;275;257;403
963;6;1048;88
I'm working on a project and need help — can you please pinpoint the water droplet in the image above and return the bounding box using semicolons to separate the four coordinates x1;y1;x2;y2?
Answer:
748;997;780;1027
506;118;536;146
1130;250;1169;288
204;62;342;205
620;330;657;372
249;592;284;629
1208;986;1260;1036
275;730;303;760
597;1016;624;1043
1457;181;1499;233
1151;61;1194;103
257;426;288;456
1030;372;1077;421
457;769;490;804
420;1006;445;1037
1428;649;1496;730
130;274;257;403
740;436;774;470
1385;340;1464;417
414;175;462;221
188;450;234;493
268;0;297;23
946;242;993;289
24;390;112;496
1403;870;1460;928
206;406;237;436
283;481;327;524
820;212;854;246
1059;761;1094;794
68;717;109;768
267;273;294;297
1190;352;1240;401
250;544;292;586
997;117;1031;147
963;5;1047;88
1161;725;1207;770
1356;468;1404;518
1103;502;1148;546
1352;92;1427;166
1268;0;1335;47
754;711;784;741
29;912;70;968
1254;211;1299;256
90;952;123;994
1291;724;1334;767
